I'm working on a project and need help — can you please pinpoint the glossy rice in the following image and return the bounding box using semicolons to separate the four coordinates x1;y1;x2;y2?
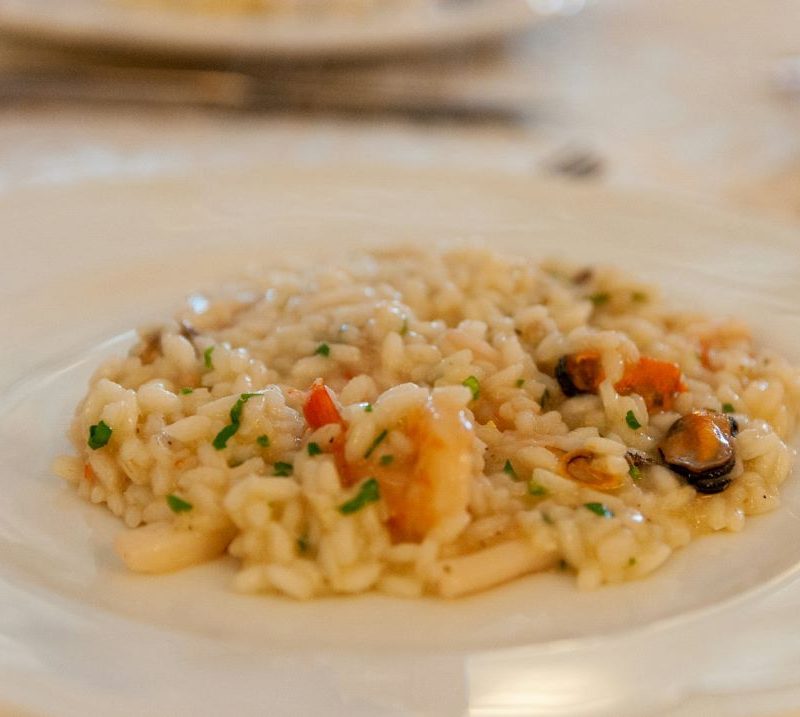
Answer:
53;246;800;598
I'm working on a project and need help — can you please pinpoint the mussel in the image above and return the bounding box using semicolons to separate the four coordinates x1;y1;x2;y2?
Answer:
555;352;685;412
555;352;605;397
560;449;624;491
659;409;738;494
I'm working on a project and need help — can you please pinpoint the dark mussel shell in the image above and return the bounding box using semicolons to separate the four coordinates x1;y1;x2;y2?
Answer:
659;409;737;495
555;353;604;398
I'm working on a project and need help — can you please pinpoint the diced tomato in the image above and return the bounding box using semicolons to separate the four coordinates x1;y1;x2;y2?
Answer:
303;379;356;486
303;379;344;428
615;356;686;412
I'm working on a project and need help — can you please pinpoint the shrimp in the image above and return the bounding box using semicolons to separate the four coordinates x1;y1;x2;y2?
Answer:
303;378;353;485
303;381;476;541
376;391;475;542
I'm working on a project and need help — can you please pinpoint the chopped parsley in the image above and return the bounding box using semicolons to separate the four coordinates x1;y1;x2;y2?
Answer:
503;460;517;479
625;410;642;430
256;434;270;447
379;454;395;466
559;559;568;571
166;494;193;513
399;318;409;336
722;402;736;413
229;393;260;425
628;556;637;567
528;482;547;497
297;534;309;553
307;442;322;456
584;502;614;518
540;388;551;411
212;423;239;451
314;343;330;357
87;420;112;450
542;513;554;525
338;478;381;515
629;464;642;481
462;375;480;401
631;291;648;303
203;346;215;370
364;403;373;413
273;461;293;477
180;387;194;395
212;392;262;450
589;292;610;307
515;378;525;388
364;429;388;459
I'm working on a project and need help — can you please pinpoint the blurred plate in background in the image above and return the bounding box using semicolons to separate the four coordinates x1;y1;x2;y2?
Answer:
0;0;542;59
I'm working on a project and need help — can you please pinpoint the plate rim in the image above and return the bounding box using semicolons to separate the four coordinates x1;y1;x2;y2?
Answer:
2;163;800;716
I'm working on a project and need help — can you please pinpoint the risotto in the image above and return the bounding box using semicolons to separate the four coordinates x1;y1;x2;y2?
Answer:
53;246;800;599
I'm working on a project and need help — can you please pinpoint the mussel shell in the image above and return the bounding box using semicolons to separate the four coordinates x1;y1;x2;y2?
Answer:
555;355;580;397
659;410;737;494
659;448;736;484
688;472;733;495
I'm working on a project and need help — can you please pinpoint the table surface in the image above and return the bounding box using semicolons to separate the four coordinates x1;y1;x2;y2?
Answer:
0;0;798;226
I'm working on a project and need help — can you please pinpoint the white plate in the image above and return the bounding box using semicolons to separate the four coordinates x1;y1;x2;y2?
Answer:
2;165;800;716
0;0;540;59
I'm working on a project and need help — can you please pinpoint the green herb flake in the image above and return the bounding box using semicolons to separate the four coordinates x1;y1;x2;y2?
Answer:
462;375;480;401
628;556;637;567
502;460;517;479
203;346;215;370
364;403;373;413
364;429;389;459
212;423;239;451
542;513;554;525
629;464;642;481
625;410;642;430
87;420;112;450
180;387;194;395
722;402;736;414
338;477;381;515
297;534;309;554
515;378;525;388
632;291;648;303
314;343;331;357
399;318;409;336
256;434;270;447
213;393;261;450
540;388;551;411
229;392;260;424
559;559;568;571
166;494;193;513
307;442;322;456
528;482;547;497
273;461;293;477
589;292;610;307
379;454;395;466
584;502;614;518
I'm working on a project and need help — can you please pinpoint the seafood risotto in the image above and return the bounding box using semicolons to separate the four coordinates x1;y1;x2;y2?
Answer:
53;247;799;599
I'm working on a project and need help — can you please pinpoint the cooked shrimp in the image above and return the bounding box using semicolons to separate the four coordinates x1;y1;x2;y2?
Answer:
303;381;476;540
303;378;353;485
376;391;475;542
